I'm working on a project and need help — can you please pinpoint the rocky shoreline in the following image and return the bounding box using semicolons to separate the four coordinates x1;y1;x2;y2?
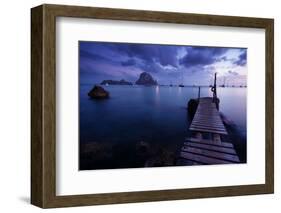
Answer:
79;140;178;170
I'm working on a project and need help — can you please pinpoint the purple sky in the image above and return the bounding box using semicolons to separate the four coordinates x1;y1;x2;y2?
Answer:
79;41;247;86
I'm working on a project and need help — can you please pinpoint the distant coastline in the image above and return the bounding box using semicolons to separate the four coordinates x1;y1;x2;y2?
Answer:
94;83;247;88
97;71;246;88
101;79;133;85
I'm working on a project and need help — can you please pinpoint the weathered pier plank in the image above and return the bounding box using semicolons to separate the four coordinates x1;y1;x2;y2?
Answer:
185;137;234;148
180;151;232;165
180;138;240;165
184;141;237;155
189;97;228;135
189;127;227;135
182;146;240;163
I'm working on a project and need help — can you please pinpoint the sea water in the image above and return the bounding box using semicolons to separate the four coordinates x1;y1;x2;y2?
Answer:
79;85;247;169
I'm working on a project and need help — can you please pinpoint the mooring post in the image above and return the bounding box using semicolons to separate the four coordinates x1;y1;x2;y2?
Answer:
212;73;217;101
211;73;219;110
198;86;201;99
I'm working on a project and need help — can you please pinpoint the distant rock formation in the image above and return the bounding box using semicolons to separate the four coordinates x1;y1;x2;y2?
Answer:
101;79;133;85
88;85;109;99
135;72;158;86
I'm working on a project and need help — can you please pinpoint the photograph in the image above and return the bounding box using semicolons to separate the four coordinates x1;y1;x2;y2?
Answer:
79;41;247;170
29;4;274;208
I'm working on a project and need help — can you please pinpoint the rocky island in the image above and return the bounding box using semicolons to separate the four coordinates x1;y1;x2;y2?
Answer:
101;79;133;85
88;85;109;99
135;72;158;86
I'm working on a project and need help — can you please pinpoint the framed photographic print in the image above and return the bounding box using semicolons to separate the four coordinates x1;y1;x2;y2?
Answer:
31;4;274;208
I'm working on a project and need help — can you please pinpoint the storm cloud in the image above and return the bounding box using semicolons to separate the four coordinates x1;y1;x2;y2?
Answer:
113;43;179;68
179;47;229;68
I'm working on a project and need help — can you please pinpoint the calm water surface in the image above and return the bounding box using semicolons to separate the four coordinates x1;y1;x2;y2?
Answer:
79;85;247;169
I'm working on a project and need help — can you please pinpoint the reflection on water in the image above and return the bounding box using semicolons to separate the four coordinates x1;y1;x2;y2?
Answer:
217;88;247;136
79;85;247;169
155;85;160;94
177;87;182;96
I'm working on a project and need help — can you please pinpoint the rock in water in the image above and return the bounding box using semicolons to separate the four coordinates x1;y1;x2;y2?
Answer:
135;72;158;86
88;85;109;99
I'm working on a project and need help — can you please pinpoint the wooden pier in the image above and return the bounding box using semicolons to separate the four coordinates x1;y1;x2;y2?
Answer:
180;74;240;165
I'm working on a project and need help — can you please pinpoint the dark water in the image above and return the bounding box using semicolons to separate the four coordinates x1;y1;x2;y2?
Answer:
79;85;247;170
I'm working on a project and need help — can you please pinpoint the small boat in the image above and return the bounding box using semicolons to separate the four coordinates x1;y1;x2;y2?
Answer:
179;72;185;87
169;81;173;87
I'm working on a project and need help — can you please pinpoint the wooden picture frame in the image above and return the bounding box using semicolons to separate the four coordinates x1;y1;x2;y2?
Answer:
31;4;274;208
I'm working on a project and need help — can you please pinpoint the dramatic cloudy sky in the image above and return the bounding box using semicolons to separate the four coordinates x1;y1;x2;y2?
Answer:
79;41;247;86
